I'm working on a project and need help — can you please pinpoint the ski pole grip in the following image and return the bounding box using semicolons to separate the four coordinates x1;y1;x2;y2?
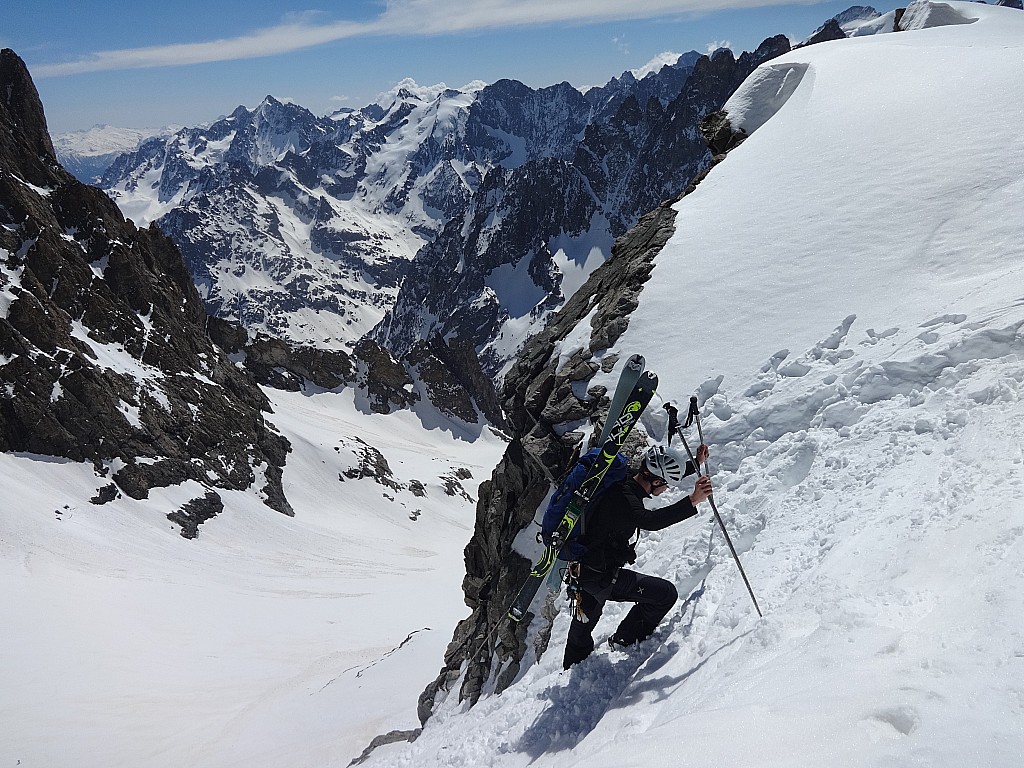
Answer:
683;395;698;428
688;396;710;475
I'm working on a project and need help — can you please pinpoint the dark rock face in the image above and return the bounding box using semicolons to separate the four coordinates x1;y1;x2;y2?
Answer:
353;338;419;414
0;49;292;515
417;198;682;718
799;18;848;47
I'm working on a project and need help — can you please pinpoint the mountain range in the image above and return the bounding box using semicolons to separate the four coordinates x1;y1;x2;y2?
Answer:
85;43;789;377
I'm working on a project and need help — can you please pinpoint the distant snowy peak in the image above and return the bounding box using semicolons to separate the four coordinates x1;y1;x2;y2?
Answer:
53;124;159;156
803;4;890;41
370;78;487;112
629;51;702;80
54;124;174;183
832;4;882;25
100;79;499;348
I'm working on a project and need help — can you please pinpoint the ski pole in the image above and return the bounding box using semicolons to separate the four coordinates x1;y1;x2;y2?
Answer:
679;397;763;618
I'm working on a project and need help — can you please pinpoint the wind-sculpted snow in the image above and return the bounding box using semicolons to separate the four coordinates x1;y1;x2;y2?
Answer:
721;61;810;136
900;0;980;28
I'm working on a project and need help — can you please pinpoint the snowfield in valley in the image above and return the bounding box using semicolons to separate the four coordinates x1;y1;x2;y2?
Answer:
0;390;506;767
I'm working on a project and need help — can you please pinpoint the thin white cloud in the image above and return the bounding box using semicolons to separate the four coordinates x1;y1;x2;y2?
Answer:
34;0;792;77
34;19;372;76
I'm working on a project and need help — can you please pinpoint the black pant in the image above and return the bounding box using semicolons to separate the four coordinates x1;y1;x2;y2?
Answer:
562;568;678;669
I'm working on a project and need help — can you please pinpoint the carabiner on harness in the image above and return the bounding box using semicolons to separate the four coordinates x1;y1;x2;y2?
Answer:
562;561;589;624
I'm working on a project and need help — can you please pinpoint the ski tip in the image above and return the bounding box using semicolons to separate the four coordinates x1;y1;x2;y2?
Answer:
626;354;645;372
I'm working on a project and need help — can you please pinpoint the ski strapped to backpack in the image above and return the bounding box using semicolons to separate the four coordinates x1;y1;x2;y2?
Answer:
508;367;658;623
597;354;645;445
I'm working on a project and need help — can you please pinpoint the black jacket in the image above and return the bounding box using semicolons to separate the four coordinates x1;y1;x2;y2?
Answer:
578;477;698;574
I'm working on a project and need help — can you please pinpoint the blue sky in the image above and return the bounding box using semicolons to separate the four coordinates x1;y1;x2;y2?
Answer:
4;0;900;134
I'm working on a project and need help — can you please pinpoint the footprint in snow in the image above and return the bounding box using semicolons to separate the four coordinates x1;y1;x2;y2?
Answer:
859;704;920;740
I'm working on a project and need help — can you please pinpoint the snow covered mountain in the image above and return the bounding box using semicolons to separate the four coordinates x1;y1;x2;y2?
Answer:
363;2;1024;765
1;46;507;767
99;48;783;368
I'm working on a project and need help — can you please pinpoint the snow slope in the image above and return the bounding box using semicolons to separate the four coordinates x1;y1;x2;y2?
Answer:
0;389;505;767
364;3;1024;766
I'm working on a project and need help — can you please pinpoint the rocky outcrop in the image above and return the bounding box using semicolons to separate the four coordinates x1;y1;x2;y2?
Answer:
167;491;224;539
415;197;680;717
0;49;292;516
410;36;793;725
207;315;503;428
208;317;356;391
699;111;750;160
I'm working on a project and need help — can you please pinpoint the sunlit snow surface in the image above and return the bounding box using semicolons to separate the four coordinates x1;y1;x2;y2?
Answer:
365;4;1024;767
0;389;505;767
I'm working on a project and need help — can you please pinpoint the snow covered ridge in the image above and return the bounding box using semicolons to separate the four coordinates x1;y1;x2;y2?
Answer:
725;0;1001;136
360;4;1024;765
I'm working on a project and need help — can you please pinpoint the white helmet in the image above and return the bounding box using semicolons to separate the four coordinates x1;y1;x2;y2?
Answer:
642;445;685;484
